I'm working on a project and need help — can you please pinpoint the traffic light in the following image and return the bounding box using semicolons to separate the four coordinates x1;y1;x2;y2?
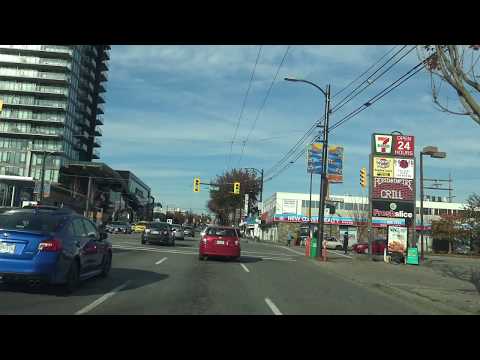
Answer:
233;182;240;195
360;167;367;189
193;177;201;192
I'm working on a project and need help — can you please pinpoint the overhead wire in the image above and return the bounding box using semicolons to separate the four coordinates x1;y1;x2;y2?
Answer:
237;45;291;167
263;46;418;181
226;45;263;169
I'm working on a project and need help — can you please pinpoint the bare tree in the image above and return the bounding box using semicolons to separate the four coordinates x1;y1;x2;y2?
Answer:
417;45;480;125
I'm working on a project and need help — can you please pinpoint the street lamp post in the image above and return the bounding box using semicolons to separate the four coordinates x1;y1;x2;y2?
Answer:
420;146;446;261
285;78;331;258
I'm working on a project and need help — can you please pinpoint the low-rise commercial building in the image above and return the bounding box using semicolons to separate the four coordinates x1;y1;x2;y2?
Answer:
261;191;468;250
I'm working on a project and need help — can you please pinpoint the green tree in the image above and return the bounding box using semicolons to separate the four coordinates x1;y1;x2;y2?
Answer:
461;193;480;254
207;168;261;226
432;213;469;254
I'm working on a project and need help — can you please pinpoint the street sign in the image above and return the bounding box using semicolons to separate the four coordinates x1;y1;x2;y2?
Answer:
307;144;344;183
167;219;173;225
244;193;249;215
0;99;3;112
406;247;419;265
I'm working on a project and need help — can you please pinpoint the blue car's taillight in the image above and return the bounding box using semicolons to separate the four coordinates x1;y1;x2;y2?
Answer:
38;239;62;252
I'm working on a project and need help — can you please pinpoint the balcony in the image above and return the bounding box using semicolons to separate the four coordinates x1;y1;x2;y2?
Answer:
0;113;65;124
2;100;67;111
100;71;108;82
92;148;100;159
0;69;70;84
74;117;91;129
0;45;73;59
97;103;105;114
93;138;101;147
95;115;104;125
0;83;68;97
99;59;109;71
0;127;63;138
78;77;94;92
94;126;102;136
0;54;71;72
97;93;105;104
98;82;106;93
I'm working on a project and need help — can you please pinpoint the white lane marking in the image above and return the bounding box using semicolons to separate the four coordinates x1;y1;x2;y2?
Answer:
329;250;353;259
265;298;282;315
112;245;196;256
258;256;296;262
240;264;250;273
75;281;130;315
155;257;168;265
281;247;305;256
241;250;297;257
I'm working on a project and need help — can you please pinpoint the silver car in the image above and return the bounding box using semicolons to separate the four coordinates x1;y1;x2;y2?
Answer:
171;224;184;240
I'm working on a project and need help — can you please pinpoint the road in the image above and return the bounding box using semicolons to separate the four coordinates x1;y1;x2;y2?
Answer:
0;233;437;315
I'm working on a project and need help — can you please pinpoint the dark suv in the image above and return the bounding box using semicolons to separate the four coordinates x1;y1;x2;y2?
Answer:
0;207;111;293
141;222;174;246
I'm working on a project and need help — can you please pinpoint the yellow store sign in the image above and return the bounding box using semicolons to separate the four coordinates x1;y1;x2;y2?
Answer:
373;157;394;177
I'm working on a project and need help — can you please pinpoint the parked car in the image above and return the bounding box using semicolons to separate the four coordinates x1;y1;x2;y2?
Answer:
183;225;195;238
352;239;387;255
171;224;184;240
106;221;131;234
199;226;241;261
0;207;112;293
132;221;149;233
324;237;344;250
142;222;174;246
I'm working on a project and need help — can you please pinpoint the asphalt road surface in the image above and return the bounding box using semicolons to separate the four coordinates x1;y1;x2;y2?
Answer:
0;233;432;315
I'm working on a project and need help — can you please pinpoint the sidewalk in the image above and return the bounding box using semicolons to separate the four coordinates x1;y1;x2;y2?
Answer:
257;239;480;315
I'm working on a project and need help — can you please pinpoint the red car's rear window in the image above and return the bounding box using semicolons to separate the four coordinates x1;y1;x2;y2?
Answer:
206;228;238;237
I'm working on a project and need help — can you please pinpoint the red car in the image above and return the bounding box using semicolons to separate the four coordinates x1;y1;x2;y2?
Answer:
199;226;241;261
352;239;387;255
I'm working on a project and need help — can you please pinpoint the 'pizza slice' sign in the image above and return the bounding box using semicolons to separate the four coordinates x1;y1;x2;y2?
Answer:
393;135;415;157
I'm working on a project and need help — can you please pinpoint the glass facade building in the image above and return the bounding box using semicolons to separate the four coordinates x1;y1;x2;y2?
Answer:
0;45;110;183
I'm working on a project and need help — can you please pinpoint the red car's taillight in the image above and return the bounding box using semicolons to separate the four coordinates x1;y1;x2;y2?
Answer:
38;239;62;252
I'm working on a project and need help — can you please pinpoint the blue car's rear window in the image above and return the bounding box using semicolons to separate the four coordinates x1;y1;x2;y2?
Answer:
0;211;64;232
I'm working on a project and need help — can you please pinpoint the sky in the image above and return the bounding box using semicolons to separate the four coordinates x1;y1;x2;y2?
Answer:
100;45;480;213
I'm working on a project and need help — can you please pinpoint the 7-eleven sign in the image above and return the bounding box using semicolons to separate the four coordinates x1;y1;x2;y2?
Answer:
374;134;392;154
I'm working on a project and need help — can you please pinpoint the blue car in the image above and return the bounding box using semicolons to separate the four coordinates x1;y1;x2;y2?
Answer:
0;206;112;293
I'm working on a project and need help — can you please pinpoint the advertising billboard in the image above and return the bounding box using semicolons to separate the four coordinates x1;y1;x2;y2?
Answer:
393;158;415;179
373;157;394;177
307;144;344;183
372;177;414;201
372;217;406;227
388;226;408;253
372;200;415;226
393;135;415;157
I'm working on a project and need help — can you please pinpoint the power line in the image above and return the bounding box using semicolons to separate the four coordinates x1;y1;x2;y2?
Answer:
331;45;415;114
329;62;424;133
263;47;409;178
226;45;263;169
237;45;291;167
264;61;425;183
332;45;399;98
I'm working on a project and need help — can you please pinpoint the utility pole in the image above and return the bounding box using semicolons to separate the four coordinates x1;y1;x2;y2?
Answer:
318;84;331;257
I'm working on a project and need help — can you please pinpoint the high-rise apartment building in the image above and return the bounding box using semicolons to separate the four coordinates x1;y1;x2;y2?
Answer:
0;45;109;184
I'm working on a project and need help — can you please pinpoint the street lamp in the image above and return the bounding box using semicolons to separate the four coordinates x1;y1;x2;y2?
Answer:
420;146;446;261
285;77;331;258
